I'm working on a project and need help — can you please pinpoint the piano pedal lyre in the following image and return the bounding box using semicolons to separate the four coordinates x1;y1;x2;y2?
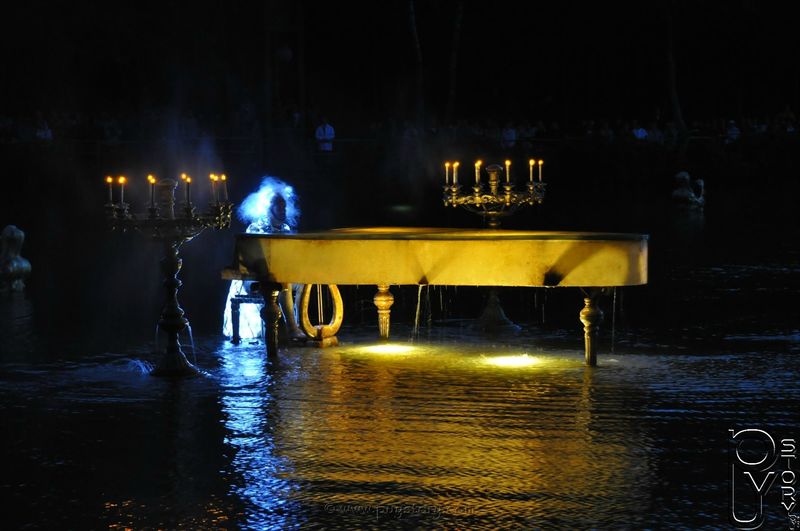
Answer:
298;284;343;347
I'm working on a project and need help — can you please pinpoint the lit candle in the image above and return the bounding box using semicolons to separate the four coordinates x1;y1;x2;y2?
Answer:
475;160;482;184
210;174;218;202
118;176;127;203
105;176;113;203
529;159;534;182
185;176;192;204
147;175;156;207
444;162;450;185
452;162;459;185
538;160;544;182
220;174;228;201
505;160;511;183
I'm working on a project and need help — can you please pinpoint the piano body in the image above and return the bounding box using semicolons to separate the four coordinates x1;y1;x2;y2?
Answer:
223;227;648;365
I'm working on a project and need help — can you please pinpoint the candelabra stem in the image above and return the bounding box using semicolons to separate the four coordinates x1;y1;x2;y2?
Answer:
477;288;521;333
151;239;200;377
477;216;520;333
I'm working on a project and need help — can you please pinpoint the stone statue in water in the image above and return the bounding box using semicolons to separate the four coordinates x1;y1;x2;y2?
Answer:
668;171;705;250
671;171;705;210
0;225;32;293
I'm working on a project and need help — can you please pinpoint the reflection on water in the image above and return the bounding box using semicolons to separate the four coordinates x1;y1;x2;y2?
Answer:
3;330;796;529
0;334;798;529
265;342;659;529
218;342;297;529
2;238;800;528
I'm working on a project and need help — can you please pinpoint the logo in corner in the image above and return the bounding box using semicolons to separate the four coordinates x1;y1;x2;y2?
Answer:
729;428;796;529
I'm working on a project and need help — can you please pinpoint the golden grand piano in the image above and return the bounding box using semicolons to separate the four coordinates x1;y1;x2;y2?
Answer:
223;227;648;366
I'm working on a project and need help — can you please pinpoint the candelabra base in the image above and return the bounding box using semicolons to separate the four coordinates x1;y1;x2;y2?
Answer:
475;288;521;333
150;348;201;378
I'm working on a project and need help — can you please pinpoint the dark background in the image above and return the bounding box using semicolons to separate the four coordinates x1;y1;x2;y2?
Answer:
2;6;799;528
1;0;798;343
3;1;798;122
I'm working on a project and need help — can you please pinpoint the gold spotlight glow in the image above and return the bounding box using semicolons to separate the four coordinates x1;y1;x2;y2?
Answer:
483;354;540;368
360;344;416;355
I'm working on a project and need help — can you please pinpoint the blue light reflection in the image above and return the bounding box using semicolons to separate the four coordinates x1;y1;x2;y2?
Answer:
218;343;297;528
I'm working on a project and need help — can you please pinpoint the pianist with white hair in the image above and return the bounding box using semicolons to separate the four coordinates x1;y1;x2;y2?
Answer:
222;177;304;342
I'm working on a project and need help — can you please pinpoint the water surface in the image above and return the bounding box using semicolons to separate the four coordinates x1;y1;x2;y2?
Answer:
2;222;798;529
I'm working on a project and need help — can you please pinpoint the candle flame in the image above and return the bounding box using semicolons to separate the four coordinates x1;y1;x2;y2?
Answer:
147;174;156;184
221;174;227;181
505;160;511;166
538;160;544;166
118;176;127;185
453;162;459;168
445;162;450;168
210;173;217;180
529;159;535;166
475;160;482;167
186;177;192;184
105;176;113;183
180;173;187;181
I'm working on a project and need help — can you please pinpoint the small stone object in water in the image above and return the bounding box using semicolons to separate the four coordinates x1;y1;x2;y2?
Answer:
0;225;32;292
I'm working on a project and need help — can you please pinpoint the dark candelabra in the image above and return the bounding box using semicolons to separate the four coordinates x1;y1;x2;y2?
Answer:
106;176;233;377
442;159;546;331
443;160;546;228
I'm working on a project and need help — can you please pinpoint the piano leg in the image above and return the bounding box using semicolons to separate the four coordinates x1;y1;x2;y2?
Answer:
579;294;604;366
373;284;394;340
259;282;282;359
231;299;241;345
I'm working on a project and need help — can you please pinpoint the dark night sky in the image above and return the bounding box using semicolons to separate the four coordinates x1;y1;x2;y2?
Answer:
2;1;798;126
